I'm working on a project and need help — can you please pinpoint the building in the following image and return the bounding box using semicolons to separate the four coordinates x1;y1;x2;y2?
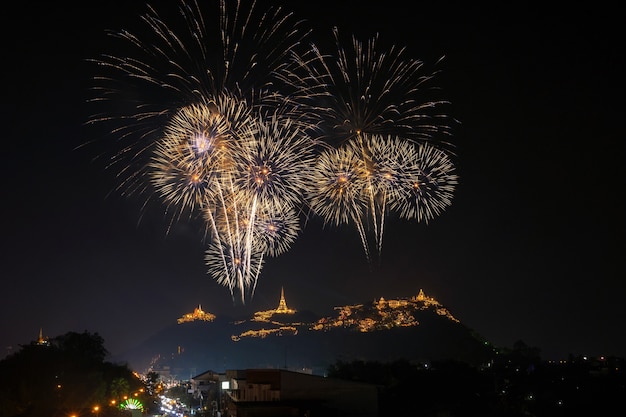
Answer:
219;368;379;417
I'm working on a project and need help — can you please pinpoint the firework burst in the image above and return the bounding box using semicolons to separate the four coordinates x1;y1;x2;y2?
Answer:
191;106;315;301
252;203;302;258
87;0;317;304
280;25;459;260
205;237;264;303
87;0;311;197
280;27;456;147
306;144;372;259
390;142;458;223
148;93;256;226
232;109;318;209
306;134;455;260
350;133;424;257
87;0;460;305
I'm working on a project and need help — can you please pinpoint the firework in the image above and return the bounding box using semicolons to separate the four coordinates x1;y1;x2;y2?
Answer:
205;238;264;304
87;0;312;198
349;133;425;256
252;203;301;258
390;142;458;223
307;145;368;227
306;144;373;259
203;191;300;303
88;0;317;304
231;109;317;209
282;25;459;259
148;93;257;223
88;0;460;304
280;27;456;147
188;105;314;301
306;134;446;259
91;0;310;101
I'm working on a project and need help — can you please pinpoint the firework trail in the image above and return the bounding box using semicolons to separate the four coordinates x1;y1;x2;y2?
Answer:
252;203;302;258
231;109;318;210
390;141;458;224
306;134;457;260
283;26;458;259
204;107;315;302
87;0;317;304
306;144;372;260
352;134;423;257
87;0;459;304
280;26;456;147
86;0;311;199
147;92;264;303
356;134;458;255
149;93;256;227
149;96;316;303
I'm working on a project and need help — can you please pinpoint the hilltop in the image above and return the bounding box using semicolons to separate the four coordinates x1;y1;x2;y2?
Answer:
116;289;494;378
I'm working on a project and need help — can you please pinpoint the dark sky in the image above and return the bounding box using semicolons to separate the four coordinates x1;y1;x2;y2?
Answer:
2;1;624;364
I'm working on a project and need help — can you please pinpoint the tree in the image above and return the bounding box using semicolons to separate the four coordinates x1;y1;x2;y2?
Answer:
145;371;161;395
0;331;155;417
53;331;108;364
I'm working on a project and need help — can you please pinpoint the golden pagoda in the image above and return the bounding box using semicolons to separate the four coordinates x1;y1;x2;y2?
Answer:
36;327;49;345
177;304;216;324
251;287;296;322
275;287;295;314
233;287;299;340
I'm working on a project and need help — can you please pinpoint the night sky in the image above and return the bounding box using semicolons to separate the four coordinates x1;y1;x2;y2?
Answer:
2;1;624;364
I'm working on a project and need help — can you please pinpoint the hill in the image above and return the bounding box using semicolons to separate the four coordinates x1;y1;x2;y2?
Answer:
116;289;494;378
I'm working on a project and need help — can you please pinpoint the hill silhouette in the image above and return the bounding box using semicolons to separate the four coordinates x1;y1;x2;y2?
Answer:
116;290;494;377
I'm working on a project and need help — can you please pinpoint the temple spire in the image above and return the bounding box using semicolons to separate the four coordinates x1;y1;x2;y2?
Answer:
276;286;289;312
37;327;49;345
177;304;216;324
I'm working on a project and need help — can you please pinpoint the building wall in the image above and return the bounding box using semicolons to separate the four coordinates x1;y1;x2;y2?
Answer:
228;369;378;417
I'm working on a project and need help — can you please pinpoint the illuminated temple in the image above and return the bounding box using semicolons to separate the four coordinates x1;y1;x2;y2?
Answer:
36;327;49;346
232;287;298;341
257;287;295;319
178;289;460;341
311;288;459;332
177;305;216;324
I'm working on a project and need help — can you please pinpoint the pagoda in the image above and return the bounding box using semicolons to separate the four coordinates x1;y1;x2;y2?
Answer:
251;287;296;322
177;304;216;324
36;327;49;346
275;287;295;314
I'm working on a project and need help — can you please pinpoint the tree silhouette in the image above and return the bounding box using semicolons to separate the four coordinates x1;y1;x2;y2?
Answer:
0;331;154;417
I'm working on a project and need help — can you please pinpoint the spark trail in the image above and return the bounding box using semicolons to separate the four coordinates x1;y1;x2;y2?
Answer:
87;0;459;304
